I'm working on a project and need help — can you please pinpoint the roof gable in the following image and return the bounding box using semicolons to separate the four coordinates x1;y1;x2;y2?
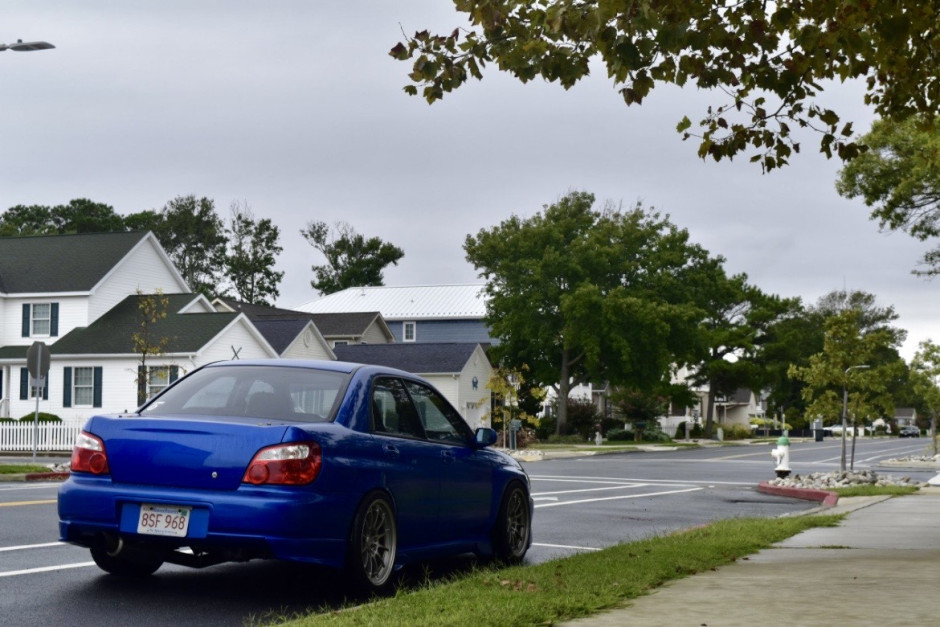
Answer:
333;342;483;374
0;231;154;294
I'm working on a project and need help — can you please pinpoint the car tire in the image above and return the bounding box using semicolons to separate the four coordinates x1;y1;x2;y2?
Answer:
492;482;531;564
347;491;398;592
90;545;163;577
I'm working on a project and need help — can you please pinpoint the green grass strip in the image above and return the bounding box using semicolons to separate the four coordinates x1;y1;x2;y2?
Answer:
281;514;842;626
0;464;51;474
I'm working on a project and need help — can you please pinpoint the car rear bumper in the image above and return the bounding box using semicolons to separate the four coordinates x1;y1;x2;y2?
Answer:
57;473;353;569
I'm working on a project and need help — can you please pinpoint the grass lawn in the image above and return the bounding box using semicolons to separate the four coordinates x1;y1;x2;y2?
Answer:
0;463;52;474
278;514;843;626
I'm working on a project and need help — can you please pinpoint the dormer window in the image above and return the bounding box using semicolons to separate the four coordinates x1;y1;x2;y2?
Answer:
22;303;59;337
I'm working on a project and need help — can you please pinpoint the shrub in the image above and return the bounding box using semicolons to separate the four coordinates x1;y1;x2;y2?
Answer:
18;412;62;423
722;424;753;440
606;428;632;441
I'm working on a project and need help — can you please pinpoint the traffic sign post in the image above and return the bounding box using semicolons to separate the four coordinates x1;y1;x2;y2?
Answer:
26;342;51;461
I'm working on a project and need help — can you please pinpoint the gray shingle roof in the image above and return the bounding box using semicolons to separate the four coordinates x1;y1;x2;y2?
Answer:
216;297;383;339
0;232;149;294
51;293;239;355
333;343;482;374
250;319;310;354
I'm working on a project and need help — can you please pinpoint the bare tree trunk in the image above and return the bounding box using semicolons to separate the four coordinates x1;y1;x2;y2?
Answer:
704;388;716;439
555;349;571;435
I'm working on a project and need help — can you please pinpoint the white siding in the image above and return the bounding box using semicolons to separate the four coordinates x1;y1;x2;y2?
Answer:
424;375;459;412
195;320;277;362
280;325;335;360
89;236;188;321
362;322;391;344
457;345;493;429
0;295;90;347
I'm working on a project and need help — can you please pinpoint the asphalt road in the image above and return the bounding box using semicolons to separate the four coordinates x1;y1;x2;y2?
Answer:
2;438;935;626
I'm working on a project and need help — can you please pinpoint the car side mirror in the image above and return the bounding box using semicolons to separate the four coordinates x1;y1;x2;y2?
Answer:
474;427;498;448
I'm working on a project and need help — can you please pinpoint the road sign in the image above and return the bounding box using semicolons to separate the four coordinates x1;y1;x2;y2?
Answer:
26;341;51;379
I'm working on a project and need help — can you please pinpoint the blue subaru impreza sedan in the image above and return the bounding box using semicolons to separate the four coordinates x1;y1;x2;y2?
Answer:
58;359;532;591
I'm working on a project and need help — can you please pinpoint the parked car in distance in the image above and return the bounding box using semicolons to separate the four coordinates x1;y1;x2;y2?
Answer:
58;360;533;591
899;425;921;438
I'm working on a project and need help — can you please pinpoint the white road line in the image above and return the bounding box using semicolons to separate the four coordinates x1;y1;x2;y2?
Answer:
0;483;60;493
533;542;601;552
0;562;95;578
0;542;65;553
535;484;651;497
529;474;752;486
534;486;703;508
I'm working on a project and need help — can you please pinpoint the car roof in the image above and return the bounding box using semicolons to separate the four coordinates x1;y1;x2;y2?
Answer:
202;358;422;381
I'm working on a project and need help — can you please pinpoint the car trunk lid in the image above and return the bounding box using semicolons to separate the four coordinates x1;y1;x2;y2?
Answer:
84;415;292;490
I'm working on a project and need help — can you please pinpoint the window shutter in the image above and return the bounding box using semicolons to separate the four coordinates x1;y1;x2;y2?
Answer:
19;368;28;400
0;370;3;400
93;367;103;408
50;303;59;337
21;304;30;337
63;367;72;407
169;366;179;382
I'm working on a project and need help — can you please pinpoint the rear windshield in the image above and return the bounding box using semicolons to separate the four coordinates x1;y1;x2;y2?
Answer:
140;365;347;423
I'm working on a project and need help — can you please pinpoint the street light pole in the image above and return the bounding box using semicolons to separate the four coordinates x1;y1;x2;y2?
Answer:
841;364;870;472
0;39;55;52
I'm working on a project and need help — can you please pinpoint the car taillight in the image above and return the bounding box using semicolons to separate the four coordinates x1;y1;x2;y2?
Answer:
243;442;321;486
70;431;110;475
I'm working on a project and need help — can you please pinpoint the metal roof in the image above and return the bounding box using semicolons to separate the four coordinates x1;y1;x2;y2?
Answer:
295;284;487;320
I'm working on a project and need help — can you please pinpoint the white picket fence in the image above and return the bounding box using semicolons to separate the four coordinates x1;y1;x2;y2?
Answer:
0;423;82;452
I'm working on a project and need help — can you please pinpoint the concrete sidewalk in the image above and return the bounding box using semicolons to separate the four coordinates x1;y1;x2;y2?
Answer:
564;488;940;626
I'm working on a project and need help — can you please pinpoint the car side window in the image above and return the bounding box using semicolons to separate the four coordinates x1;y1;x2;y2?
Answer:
403;380;473;444
371;378;426;439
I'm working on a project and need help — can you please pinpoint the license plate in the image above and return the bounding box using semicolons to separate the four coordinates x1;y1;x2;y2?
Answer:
137;503;191;538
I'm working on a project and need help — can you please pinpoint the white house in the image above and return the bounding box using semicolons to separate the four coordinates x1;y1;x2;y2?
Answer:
0;232;280;425
332;342;494;429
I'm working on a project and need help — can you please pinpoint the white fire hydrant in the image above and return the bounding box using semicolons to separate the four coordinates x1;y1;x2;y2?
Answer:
771;435;791;478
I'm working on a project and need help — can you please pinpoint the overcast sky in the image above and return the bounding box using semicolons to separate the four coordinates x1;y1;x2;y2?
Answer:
3;2;936;359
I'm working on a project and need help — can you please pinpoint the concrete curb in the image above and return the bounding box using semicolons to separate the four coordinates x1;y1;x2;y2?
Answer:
757;481;839;507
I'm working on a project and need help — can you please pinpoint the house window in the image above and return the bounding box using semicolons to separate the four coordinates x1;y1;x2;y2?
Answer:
73;367;95;406
137;365;179;404
22;303;59;337
403;321;416;342
148;367;172;398
63;366;102;408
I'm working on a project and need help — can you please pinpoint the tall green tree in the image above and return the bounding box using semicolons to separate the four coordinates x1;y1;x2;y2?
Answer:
301;221;405;295
0;199;124;235
223;202;284;306
687;270;797;438
0;204;55;235
391;1;940;171
910;340;940;456
155;195;227;297
464;190;712;434
789;310;905;472
52;199;125;233
836;116;940;274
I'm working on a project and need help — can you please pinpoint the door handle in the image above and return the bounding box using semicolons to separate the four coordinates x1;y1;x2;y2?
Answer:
383;444;400;459
441;449;455;464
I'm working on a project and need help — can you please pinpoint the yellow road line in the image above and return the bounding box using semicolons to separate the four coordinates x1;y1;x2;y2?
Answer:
0;499;57;507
